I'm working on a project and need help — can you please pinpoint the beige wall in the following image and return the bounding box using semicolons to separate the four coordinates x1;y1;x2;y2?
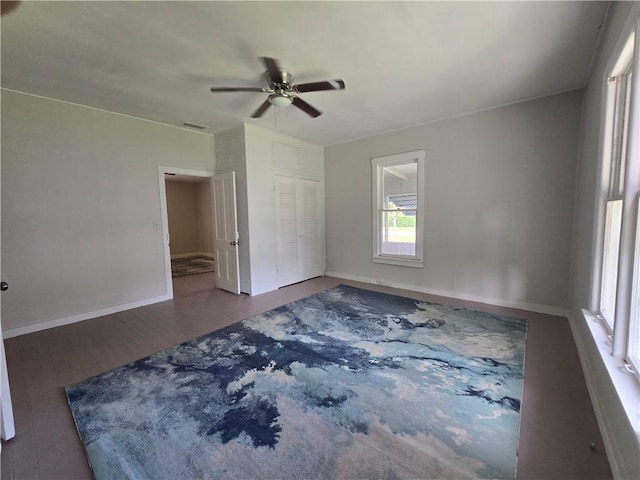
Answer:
197;182;214;254
1;90;214;334
165;180;214;256
166;181;200;255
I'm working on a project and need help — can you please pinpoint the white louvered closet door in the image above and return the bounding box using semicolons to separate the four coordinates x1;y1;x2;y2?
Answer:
275;177;299;287
275;177;323;288
300;180;321;280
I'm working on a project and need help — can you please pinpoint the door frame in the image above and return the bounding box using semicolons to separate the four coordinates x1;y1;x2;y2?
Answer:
157;166;213;299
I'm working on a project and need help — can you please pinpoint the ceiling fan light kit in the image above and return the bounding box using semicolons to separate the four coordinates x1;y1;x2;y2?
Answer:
269;93;293;108
210;56;345;119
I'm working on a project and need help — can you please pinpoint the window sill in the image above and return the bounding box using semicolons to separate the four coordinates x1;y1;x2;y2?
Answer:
579;309;639;442
372;255;423;268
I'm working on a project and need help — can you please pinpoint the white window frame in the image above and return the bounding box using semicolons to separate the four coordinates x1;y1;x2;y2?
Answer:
594;26;639;384
599;53;634;332
628;195;640;381
371;150;425;268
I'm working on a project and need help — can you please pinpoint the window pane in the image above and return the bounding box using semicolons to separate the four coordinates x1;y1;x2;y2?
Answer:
608;69;633;197
601;199;623;328
628;197;640;381
381;210;416;255
617;71;633;194
381;162;417;256
383;163;417;209
631;273;640;378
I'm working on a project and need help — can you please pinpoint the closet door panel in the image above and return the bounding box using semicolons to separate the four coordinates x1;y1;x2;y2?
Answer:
275;177;299;287
300;180;322;279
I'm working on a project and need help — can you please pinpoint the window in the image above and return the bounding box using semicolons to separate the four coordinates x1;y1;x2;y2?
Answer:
600;50;634;330
600;198;623;327
372;150;425;267
629;197;640;377
595;29;639;382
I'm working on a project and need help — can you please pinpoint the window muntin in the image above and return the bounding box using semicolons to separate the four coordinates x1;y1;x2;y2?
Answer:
372;150;425;267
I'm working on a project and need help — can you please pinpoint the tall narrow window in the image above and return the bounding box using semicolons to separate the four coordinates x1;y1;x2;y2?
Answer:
624;60;639;379
592;25;640;385
599;60;634;331
372;150;425;267
629;196;640;381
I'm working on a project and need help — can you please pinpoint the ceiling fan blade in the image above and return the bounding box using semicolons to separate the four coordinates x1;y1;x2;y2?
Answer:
210;87;265;92
251;98;272;118
292;96;322;118
261;56;283;84
295;79;345;93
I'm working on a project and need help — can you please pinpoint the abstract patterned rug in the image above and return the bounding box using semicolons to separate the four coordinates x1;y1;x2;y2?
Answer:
171;255;215;277
66;285;527;480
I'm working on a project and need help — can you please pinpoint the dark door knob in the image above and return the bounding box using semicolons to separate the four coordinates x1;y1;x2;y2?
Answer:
0;282;7;292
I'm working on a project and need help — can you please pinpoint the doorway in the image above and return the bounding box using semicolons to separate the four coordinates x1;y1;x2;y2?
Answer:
158;167;214;299
165;175;215;276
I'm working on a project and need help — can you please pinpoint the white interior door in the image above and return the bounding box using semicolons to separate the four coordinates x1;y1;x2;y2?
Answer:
1;143;16;442
212;171;240;294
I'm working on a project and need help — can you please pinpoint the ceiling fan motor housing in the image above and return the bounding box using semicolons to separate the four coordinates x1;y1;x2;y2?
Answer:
266;69;294;91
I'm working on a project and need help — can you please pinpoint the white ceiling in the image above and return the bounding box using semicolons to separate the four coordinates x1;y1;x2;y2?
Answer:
1;1;609;146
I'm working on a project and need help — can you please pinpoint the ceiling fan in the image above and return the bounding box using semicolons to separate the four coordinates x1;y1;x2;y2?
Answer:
210;57;345;119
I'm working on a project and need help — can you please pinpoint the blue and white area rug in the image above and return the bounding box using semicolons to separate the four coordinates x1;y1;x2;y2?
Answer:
66;285;527;479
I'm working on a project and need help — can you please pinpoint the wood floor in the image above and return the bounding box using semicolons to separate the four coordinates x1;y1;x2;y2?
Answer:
1;274;612;479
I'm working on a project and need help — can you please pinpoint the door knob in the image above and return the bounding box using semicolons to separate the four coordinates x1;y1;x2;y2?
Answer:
0;282;8;292
230;241;239;246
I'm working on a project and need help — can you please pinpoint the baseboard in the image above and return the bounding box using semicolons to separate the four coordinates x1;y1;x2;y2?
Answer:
567;309;640;480
2;294;172;339
324;271;570;317
170;252;214;260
